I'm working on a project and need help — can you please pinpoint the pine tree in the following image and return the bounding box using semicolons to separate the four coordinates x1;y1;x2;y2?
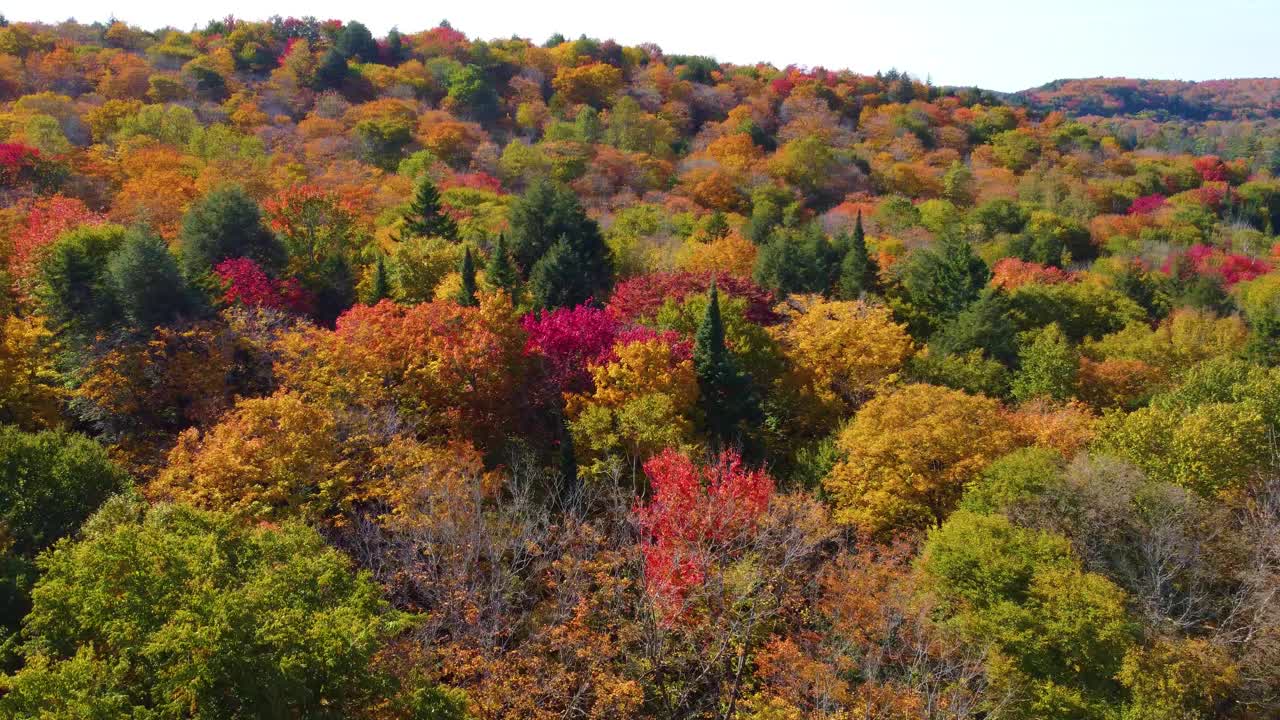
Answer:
485;233;521;298
456;246;478;307
401;177;457;241
694;282;758;446
838;211;879;299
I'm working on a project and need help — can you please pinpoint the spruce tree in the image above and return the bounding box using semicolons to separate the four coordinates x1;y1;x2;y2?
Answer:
508;180;612;307
366;254;391;304
485;233;521;298
694;282;758;446
456;246;478;307
838;211;879;299
401;177;457;241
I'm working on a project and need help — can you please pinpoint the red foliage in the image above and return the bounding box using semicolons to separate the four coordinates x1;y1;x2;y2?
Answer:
214;258;312;313
1194;155;1227;182
990;257;1077;290
10;195;104;277
522;304;620;395
0;143;41;187
1161;244;1270;287
1128;194;1167;215
611;326;693;364
635;448;774;614
606;272;780;326
442;171;504;194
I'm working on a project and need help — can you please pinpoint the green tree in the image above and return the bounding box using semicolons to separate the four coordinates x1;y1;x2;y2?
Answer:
177;185;284;278
455;246;478;307
334;20;378;62
1011;323;1077;402
401;177;458;241
106;228;201;331
836;211;878;298
693;282;758;446
35;224;126;341
895;235;991;335
365;253;391;304
0;498;467;720
509;181;612;307
315;48;348;90
484;233;521;299
0;427;129;637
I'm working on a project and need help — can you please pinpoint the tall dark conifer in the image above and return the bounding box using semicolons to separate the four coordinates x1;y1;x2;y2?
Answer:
456;246;478;307
694;282;758;446
401;177;457;241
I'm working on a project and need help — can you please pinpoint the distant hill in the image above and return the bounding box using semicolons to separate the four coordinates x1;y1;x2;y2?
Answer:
1012;77;1280;121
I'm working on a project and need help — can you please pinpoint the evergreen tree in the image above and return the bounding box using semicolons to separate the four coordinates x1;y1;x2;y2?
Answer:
106;228;201;331
508;181;612;307
1010;323;1078;402
528;237;582;309
366;253;391;304
837;211;879;298
178;185;284;278
456;246;478;307
315;48;348;90
401;177;457;240
334;20;378;62
385;28;405;65
484;233;520;298
897;234;990;335
694;282;758;446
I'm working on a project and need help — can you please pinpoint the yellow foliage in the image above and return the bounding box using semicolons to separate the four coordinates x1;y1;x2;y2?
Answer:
824;383;1018;535
0;314;64;429
565;337;699;474
155;392;352;523
676;232;757;278
777;298;914;416
1086;309;1247;376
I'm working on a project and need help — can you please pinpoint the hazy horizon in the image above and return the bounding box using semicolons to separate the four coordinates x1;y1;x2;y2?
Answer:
9;0;1279;92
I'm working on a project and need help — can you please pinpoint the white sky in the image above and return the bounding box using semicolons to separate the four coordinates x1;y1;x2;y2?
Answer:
10;0;1280;92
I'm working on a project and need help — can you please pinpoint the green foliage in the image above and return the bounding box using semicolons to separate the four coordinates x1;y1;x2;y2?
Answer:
1011;323;1078;402
921;511;1138;720
692;283;759;447
961;447;1066;515
36;224;127;340
509;180;612;307
401;177;458;241
894;235;991;335
106;229;202;331
178;185;284;278
484;233;521;299
0;498;465;719
0;426;129;635
456;246;478;307
835;212;879;299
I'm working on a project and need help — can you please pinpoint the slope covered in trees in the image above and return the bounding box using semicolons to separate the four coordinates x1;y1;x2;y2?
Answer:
0;14;1278;720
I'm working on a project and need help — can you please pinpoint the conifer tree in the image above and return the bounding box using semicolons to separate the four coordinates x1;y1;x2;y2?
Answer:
456;246;478;307
366;254;391;304
485;233;520;298
694;282;758;446
838;211;879;299
401;177;457;241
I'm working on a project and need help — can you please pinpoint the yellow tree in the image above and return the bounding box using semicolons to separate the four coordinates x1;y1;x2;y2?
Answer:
824;383;1018;535
155;391;353;523
565;335;699;476
777;298;914;422
0;314;64;430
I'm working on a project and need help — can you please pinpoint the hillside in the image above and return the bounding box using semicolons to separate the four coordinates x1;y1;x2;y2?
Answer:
1015;76;1280;120
0;15;1278;720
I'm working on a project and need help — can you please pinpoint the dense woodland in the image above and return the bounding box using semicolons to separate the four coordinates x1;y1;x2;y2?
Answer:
0;13;1279;720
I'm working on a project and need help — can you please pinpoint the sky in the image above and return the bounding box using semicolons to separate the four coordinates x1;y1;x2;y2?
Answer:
10;0;1279;92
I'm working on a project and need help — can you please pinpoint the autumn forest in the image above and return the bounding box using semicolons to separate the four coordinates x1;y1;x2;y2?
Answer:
0;13;1279;720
